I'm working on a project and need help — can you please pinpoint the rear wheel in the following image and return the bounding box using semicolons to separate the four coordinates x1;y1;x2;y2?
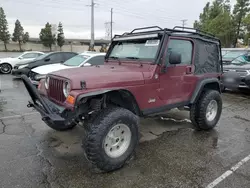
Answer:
0;63;12;74
190;90;222;130
83;107;139;172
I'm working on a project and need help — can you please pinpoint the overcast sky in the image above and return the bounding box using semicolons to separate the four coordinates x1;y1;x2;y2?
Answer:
1;0;237;39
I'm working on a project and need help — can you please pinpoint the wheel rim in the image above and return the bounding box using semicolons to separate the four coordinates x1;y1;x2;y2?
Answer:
1;64;11;73
206;100;218;122
103;123;131;158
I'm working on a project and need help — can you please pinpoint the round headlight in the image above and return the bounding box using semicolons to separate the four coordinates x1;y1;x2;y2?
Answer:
45;76;50;89
35;74;46;81
63;81;71;97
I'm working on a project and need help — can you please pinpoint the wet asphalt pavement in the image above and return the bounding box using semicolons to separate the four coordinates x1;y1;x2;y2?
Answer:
0;74;250;188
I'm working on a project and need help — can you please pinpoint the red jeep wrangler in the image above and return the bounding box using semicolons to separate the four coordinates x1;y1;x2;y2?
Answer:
21;26;223;172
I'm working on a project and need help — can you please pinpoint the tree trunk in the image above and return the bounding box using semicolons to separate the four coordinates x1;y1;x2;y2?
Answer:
18;41;22;51
49;45;52;51
234;20;241;47
4;42;7;51
60;46;62;51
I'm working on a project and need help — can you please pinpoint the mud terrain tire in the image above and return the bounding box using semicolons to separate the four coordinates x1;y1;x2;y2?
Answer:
190;90;222;130
83;107;139;172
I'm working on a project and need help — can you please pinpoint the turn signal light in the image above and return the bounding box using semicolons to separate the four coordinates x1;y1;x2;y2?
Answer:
66;95;75;105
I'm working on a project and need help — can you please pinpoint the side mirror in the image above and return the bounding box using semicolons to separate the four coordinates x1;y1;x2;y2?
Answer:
18;57;23;59
44;58;50;62
169;51;181;65
84;62;91;66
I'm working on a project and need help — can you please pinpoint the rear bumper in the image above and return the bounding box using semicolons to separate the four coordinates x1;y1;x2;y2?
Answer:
222;72;250;89
21;75;66;127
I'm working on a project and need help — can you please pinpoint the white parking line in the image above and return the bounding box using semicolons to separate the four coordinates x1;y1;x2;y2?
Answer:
0;112;39;120
206;154;250;188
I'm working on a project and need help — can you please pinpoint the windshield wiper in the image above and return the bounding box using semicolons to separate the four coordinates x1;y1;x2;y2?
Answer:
125;57;140;59
109;56;119;59
108;56;121;64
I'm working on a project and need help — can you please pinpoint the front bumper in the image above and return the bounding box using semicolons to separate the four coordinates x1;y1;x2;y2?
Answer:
12;68;30;77
21;75;67;127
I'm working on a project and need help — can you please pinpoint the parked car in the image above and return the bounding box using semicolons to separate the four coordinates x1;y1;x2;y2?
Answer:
29;52;106;86
11;51;78;77
222;48;250;61
0;51;44;74
21;26;223;172
222;54;250;90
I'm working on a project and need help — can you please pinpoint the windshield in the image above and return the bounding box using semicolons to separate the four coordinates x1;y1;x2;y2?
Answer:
108;38;161;61
63;54;90;66
230;55;250;65
222;50;247;60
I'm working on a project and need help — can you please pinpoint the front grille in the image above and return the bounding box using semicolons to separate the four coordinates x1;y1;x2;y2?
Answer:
29;71;37;80
48;77;66;103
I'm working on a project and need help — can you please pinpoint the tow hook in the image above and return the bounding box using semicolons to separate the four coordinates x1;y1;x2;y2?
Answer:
27;103;33;108
42;117;49;121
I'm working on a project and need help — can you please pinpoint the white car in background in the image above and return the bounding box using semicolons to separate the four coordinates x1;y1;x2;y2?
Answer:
29;51;106;86
0;51;44;74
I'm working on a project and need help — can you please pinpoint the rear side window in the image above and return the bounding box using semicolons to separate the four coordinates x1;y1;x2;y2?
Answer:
86;56;105;65
49;53;65;62
64;52;77;60
194;40;220;74
166;39;193;65
22;53;41;58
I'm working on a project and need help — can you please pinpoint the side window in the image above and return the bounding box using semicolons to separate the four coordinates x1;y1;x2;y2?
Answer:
166;39;193;65
86;56;105;65
63;53;77;60
22;53;41;59
49;53;64;62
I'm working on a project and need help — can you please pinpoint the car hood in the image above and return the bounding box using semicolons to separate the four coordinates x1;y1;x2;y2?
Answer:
32;63;72;74
50;64;146;89
0;57;17;63
223;64;250;71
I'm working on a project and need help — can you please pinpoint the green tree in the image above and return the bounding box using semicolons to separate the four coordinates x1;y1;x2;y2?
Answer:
0;7;10;51
39;22;56;51
12;19;24;51
57;22;65;51
23;32;29;43
232;0;250;47
193;0;235;47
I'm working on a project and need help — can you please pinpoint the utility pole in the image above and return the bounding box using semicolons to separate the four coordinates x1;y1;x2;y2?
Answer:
181;19;187;30
104;8;114;42
86;0;96;48
111;8;113;41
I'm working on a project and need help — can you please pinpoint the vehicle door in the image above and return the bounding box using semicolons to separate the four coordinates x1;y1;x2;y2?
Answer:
159;37;194;105
83;55;105;66
44;53;65;65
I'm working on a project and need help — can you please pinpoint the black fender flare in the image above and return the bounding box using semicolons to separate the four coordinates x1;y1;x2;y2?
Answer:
75;89;141;115
190;78;221;104
76;89;112;104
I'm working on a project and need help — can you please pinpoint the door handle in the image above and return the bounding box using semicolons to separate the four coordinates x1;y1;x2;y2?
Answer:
186;66;192;74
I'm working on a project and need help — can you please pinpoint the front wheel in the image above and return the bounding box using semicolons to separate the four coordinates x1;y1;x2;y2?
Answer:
0;63;12;74
83;107;139;172
190;90;222;130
